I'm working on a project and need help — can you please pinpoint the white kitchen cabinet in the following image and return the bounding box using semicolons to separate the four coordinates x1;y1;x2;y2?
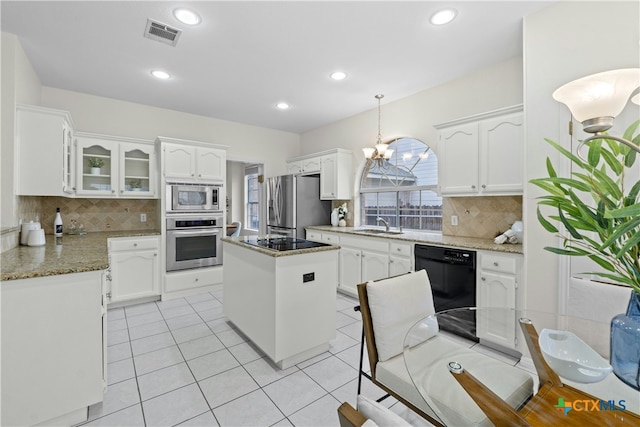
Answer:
338;234;389;296
287;149;353;199
339;247;362;295
107;236;160;305
16;105;76;196
436;105;523;196
389;255;413;277
361;250;390;282
305;230;323;242
320;151;352;199
161;140;226;182
1;271;105;426
476;251;521;349
76;133;157;198
286;158;321;175
164;265;223;297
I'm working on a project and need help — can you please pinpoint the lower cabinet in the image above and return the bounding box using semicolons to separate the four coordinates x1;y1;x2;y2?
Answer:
307;230;413;297
107;235;160;305
164;265;223;297
476;251;522;349
1;271;105;426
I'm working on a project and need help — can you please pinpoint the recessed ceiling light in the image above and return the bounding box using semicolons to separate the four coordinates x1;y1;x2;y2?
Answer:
151;70;171;80
173;8;201;25
276;102;290;110
330;71;347;81
430;9;457;25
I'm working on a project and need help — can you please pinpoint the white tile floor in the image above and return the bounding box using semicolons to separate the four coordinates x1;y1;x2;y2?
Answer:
79;287;432;427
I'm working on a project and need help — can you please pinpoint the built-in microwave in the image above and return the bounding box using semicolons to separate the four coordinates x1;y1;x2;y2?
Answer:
166;182;221;213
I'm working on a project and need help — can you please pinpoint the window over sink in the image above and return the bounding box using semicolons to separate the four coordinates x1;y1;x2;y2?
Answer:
360;137;442;231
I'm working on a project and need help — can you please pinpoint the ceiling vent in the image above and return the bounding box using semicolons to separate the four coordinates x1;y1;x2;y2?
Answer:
144;19;182;46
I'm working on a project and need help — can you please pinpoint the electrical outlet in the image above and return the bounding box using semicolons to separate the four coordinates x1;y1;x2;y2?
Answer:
140;213;147;223
451;215;458;226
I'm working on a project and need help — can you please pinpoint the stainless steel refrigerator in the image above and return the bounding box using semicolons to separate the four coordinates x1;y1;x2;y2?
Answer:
267;174;332;238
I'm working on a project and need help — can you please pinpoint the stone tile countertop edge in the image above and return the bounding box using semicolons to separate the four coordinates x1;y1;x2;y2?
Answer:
1;230;161;281
306;225;523;254
222;237;340;257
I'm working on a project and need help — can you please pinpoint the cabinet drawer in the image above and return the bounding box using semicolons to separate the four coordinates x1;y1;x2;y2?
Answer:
321;233;340;244
306;231;322;242
389;242;412;257
480;253;517;275
165;266;223;292
109;236;159;252
340;235;388;253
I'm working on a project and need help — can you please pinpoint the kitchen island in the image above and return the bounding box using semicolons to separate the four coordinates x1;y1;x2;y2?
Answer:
223;236;339;368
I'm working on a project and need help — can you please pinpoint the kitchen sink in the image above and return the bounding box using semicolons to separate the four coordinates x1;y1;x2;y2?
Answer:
353;228;403;235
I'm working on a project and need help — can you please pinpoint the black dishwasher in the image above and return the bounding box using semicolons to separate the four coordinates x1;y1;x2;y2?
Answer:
414;244;477;341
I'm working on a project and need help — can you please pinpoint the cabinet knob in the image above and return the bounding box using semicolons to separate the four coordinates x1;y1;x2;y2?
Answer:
481;184;486;189
191;174;195;177
133;243;138;247
112;190;115;193
154;253;157;256
481;277;486;281
195;278;199;282
390;260;394;263
471;185;476;189
397;248;401;252
121;190;124;193
361;253;365;257
493;262;499;266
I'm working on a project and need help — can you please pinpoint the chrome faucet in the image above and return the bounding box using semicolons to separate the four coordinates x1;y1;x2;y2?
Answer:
376;217;390;232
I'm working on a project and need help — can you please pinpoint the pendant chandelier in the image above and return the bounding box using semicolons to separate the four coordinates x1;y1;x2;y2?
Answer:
362;94;393;166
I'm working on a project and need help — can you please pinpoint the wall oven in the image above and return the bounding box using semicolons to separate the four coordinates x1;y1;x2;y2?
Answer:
166;214;223;272
166;182;222;213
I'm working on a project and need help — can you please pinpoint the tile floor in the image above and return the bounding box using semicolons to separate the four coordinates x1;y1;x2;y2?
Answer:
79;286;434;427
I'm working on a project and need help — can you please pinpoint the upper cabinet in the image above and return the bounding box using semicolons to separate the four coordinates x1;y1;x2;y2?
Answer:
287;149;352;200
76;133;157;198
436;105;523;196
16;105;76;196
161;139;226;182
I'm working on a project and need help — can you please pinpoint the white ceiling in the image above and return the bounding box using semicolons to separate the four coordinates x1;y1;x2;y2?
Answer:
1;1;552;134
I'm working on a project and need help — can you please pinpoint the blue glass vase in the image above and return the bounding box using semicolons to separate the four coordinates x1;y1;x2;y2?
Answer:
610;292;640;390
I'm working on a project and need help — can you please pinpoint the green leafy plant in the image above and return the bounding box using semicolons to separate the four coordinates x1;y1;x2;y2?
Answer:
88;157;104;168
530;119;640;295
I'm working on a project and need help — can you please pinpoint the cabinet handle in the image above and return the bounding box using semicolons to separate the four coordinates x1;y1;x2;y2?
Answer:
154;253;157;256
493;262;499;266
397;248;401;252
195;278;199;282
111;190;115;193
121;190;124;193
471;185;476;189
481;277;486;281
390;260;394;263
133;243;138;247
481;184;486;189
191;174;195;177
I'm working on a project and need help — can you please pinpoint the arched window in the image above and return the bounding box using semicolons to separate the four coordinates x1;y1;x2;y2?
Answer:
360;137;442;231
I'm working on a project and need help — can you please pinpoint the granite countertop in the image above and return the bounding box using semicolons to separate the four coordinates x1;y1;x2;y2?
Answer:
1;230;160;281
306;225;523;254
222;236;340;257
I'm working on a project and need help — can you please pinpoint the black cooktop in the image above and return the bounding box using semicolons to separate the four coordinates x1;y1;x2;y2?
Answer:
242;237;331;251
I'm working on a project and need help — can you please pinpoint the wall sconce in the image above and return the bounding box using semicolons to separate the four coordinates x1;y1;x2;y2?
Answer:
362;94;393;167
552;68;640;156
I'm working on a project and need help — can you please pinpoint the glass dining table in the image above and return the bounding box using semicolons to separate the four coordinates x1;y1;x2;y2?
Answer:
403;307;640;426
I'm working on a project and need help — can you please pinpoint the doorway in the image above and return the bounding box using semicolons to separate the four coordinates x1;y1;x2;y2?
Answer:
226;160;265;237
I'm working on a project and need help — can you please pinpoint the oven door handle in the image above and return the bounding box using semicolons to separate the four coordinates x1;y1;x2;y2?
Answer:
169;228;222;236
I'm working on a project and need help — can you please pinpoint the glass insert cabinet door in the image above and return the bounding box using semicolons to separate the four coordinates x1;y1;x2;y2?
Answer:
76;137;115;196
120;143;154;197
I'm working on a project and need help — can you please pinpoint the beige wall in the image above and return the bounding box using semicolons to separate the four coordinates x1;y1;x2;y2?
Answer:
523;1;640;312
1;33;42;230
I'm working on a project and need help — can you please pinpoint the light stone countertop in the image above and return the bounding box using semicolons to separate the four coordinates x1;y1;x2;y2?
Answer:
306;225;523;254
1;230;160;281
222;236;340;257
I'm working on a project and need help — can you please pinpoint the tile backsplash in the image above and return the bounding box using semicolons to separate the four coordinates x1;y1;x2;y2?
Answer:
442;196;522;239
19;196;158;234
